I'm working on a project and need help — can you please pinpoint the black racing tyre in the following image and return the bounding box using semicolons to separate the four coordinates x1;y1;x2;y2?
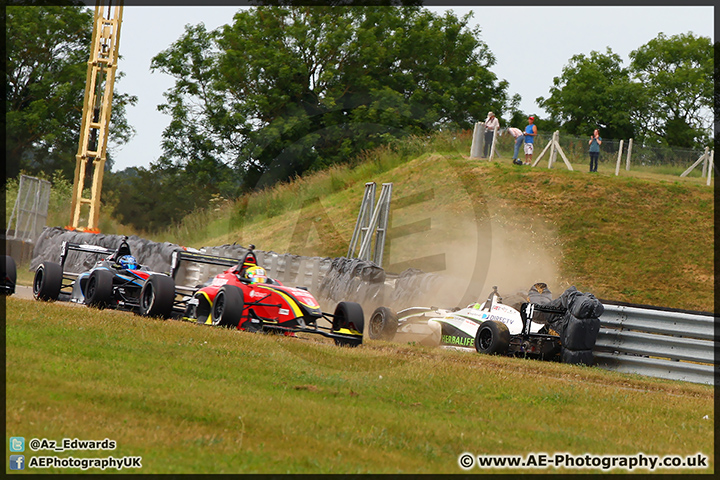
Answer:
3;255;17;295
474;320;511;355
139;274;176;319
368;306;398;341
191;295;212;324
211;285;244;328
562;317;601;351
86;269;114;308
332;301;365;347
332;301;365;334
561;348;594;366
33;261;63;301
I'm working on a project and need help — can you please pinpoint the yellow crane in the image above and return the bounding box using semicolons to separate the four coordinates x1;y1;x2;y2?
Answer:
68;1;124;232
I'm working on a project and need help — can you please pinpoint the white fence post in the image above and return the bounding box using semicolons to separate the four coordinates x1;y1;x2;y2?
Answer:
680;147;709;178
549;131;557;168
489;125;499;160
706;150;714;186
533;134;551;167
625;138;633;171
615;140;624;176
470;122;484;159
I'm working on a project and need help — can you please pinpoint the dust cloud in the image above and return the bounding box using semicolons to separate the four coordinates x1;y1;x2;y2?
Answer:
364;199;567;344
403;199;567;311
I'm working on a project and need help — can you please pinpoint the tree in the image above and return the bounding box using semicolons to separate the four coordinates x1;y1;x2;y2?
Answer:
104;159;236;233
5;6;136;183
536;48;643;140
629;32;713;148
152;6;509;192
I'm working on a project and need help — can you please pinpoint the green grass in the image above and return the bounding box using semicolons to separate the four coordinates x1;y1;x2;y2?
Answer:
6;297;714;474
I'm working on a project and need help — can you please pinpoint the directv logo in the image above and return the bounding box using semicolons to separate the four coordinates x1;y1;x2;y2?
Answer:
10;455;25;470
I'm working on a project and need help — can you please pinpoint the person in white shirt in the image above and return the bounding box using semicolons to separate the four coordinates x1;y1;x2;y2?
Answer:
506;127;525;164
483;112;499;158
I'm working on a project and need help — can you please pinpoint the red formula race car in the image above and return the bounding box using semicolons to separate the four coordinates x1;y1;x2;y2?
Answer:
170;246;365;347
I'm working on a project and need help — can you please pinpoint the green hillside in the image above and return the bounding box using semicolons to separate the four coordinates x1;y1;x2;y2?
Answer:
146;131;713;312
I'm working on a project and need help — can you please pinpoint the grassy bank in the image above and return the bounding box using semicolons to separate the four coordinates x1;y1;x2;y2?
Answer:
136;131;713;311
6;297;714;474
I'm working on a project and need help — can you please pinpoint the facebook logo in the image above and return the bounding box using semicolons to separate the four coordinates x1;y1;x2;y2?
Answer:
9;455;25;470
9;437;25;452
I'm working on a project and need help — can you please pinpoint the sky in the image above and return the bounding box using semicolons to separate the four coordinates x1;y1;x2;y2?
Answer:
109;5;714;171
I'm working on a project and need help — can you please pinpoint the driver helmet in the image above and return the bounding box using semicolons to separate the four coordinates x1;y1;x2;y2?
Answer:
118;255;138;270
245;266;267;284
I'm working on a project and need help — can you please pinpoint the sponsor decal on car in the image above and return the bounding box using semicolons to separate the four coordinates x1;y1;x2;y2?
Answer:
441;335;475;347
285;287;320;308
492;304;517;315
464;319;478;329
480;314;512;324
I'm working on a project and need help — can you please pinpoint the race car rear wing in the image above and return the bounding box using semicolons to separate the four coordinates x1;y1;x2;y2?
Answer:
520;303;566;335
59;241;116;272
170;250;241;280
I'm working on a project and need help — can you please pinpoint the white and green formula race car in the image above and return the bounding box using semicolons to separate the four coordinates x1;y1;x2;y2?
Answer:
368;283;603;365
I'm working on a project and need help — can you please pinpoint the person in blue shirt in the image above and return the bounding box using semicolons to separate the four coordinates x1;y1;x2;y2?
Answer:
523;116;537;165
588;129;602;172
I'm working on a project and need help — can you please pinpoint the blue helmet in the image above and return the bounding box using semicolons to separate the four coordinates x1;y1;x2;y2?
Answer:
119;255;138;270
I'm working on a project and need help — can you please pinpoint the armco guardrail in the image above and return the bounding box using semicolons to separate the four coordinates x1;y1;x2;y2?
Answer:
593;303;716;385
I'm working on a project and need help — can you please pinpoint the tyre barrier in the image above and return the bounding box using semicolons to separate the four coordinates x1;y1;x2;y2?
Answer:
30;230;446;315
31;227;186;275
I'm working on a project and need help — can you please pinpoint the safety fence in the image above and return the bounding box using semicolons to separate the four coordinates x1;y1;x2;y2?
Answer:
6;175;52;242
5;175;53;264
480;126;714;180
593;303;715;385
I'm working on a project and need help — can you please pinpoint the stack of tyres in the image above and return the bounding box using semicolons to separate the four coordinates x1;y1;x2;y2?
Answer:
548;286;603;365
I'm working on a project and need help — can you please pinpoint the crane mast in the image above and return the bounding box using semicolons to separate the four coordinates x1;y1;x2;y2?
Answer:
69;1;123;232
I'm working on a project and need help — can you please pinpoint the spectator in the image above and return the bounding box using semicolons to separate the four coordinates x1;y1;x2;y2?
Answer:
483;112;499;158
588;129;602;172
506;127;525;165
523;116;537;165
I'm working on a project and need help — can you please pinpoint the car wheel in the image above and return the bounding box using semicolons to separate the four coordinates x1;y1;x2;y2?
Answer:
33;261;63;301
85;269;114;308
3;255;17;295
475;320;510;355
332;301;364;347
211;285;244;328
139;274;176;319
368;306;398;341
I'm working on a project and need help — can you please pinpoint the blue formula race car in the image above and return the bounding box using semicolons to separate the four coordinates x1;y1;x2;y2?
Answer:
33;236;177;318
